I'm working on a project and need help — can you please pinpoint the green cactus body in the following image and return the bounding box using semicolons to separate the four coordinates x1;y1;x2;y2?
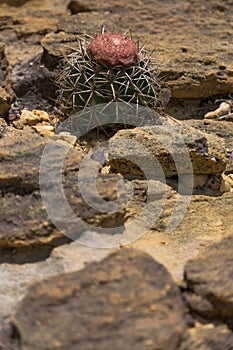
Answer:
56;32;162;115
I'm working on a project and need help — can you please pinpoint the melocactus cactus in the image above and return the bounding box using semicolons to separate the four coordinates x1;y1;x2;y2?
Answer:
56;31;162;114
88;33;138;67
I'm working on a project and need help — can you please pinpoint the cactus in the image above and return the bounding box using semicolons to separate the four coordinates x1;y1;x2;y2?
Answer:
56;30;163;115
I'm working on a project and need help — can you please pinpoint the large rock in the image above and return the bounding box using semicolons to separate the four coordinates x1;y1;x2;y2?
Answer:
0;123;127;246
108;122;226;178
12;249;186;350
184;236;233;329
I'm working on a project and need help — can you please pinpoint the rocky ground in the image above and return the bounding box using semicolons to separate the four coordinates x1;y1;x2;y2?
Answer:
0;0;233;349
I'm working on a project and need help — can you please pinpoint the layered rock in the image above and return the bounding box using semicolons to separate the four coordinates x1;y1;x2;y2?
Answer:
0;1;233;349
184;236;233;329
12;249;186;350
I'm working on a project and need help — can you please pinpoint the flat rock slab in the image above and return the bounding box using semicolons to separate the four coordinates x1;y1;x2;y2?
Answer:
108;122;226;178
12;249;186;350
184;236;233;329
0;123;127;246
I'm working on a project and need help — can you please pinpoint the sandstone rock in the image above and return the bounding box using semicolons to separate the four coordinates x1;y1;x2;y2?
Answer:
0;3;233;349
0;118;9;136
108;121;226;178
184;120;233;151
57;12;124;35
179;325;233;350
0;87;12;116
0;44;9;88
0;126;128;246
184;236;233;329
131;190;233;282
12;249;186;350
226;152;233;174
67;0;91;14
41;32;80;69
14;109;50;127
32;124;54;137
11;55;56;101
0;126;49;194
51;131;77;145
1;0;30;6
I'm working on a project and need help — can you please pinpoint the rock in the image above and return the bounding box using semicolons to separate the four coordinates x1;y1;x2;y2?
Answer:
131;191;233;282
0;44;9;88
32;124;55;137
51;131;77;145
220;172;233;192
108;121;226;178
0;126;49;193
0;118;10;137
0;87;12;116
14;108;50;127
41;32;80;69
1;0;30;6
0;3;233;349
11;55;56;101
57;12;123;35
0;126;128;246
0;192;63;246
183;236;233;329
179;325;233;350
226;151;233;174
185;119;233;151
0;243;115;350
12;249;186;350
67;0;91;14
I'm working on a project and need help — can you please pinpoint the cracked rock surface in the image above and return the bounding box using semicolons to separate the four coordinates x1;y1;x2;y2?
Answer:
0;0;233;348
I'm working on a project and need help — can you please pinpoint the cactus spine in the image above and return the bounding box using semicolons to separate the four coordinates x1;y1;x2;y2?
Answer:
56;30;163;115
